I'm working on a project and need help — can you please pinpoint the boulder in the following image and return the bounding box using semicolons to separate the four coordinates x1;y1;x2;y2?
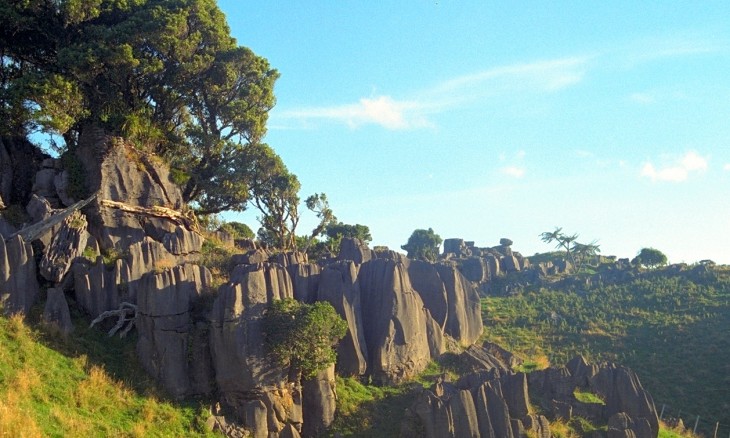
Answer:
337;237;372;264
302;364;336;438
434;264;483;345
0;235;40;315
407;260;448;329
39;211;89;283
288;263;320;304
317;261;367;376
358;259;432;384
135;263;213;398
42;288;73;337
461;256;490;283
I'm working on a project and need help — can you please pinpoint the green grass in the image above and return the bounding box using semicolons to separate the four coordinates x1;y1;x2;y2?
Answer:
573;389;604;405
482;265;730;436
0;305;217;437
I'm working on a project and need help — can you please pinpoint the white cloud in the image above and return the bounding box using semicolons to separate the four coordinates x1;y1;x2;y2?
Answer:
724;164;730;171
501;166;526;178
640;151;709;182
276;56;589;130
629;92;655;104
279;95;432;130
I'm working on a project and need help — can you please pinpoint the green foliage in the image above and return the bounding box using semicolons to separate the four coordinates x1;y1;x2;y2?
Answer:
632;247;668;269
219;221;255;240
0;309;216;437
263;299;347;378
401;227;442;261
540;227;600;272
573;389;605;405
60;147;89;201
482;267;730;433
0;204;30;227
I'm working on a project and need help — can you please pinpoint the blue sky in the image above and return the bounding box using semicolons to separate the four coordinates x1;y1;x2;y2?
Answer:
218;1;730;264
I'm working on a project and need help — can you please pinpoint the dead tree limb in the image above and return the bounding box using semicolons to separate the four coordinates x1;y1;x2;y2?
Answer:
99;199;200;233
89;302;138;337
8;192;99;243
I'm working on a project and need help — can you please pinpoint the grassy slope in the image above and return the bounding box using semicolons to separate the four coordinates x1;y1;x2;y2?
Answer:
0;308;216;438
482;266;730;436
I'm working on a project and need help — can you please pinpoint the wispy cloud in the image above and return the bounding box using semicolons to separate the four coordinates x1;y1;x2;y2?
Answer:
724;163;730;172
501;166;526;178
499;150;527;178
629;92;656;104
640;151;709;182
275;56;590;130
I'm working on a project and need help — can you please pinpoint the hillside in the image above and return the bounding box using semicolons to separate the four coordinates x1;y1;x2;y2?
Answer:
483;264;730;436
0;304;214;437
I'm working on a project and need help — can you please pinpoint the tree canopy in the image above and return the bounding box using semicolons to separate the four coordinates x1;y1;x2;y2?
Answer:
540;227;600;271
1;0;279;214
263;298;347;379
632;247;668;269
401;228;442;261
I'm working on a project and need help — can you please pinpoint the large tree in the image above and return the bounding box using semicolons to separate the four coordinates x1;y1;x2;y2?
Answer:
401;228;442;261
540;227;600;272
0;0;278;214
632;247;668;269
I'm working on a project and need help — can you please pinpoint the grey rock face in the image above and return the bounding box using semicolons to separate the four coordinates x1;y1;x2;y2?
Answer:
42;288;73;337
405;374;538;438
135;263;213;399
208;262;304;437
317;261;367;376
358;259;432;384
407;260;448;329
288;263;320;304
39;211;89;283
302;364;336;438
434;264;483;345
0;235;40;315
337;237;372;264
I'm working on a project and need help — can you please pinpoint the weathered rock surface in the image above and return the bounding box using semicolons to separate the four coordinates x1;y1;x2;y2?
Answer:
302;364;336;438
288;263;320;304
407;260;449;329
404;372;542;438
39;211;89;283
434;263;483;345
317;261;368;376
42;288;73;337
358;258;433;384
337;237;373;264
135;263;213;398
209;262;302;436
0;235;39;315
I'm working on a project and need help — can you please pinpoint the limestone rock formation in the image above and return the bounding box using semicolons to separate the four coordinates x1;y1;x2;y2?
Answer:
288;263;320;304
434;263;483;345
358;258;433;384
337;237;373;264
135;263;213;398
0;235;39;315
39;211;89;283
208;263;302;436
302;364;336;438
317;261;367;376
403;372;544;438
42;288;73;337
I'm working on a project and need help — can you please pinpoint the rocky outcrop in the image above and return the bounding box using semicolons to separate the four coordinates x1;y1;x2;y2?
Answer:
407;260;448;329
358;258;434;384
528;356;659;438
209;263;302;436
288;263;320;304
434;264;483;345
337;237;373;264
0;235;39;315
135;263;213;398
42;288;73;337
302;364;336;438
39;211;89;283
403;372;545;438
317;261;367;376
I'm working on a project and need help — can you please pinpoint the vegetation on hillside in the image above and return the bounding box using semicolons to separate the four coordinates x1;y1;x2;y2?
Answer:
482;264;730;436
0;307;215;437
